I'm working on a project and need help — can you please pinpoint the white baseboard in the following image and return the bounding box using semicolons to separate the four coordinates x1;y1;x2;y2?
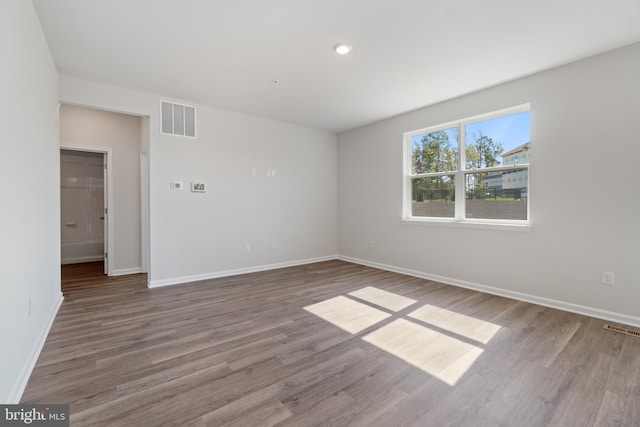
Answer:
149;255;338;288
337;255;640;329
112;267;143;276
10;292;64;403
61;256;103;265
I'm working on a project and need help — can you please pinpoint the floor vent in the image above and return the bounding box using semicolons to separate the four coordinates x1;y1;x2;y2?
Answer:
603;324;640;338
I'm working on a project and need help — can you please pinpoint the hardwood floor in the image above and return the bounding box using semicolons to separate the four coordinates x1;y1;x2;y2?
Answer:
22;260;640;426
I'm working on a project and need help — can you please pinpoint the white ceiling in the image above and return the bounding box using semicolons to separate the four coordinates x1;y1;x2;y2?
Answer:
33;0;640;133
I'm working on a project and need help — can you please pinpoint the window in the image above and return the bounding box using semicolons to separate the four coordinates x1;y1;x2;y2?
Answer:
404;105;530;225
161;100;196;137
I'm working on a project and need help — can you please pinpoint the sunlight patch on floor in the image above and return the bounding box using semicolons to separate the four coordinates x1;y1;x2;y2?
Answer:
303;295;391;334
408;304;501;344
363;318;484;386
304;287;501;386
348;286;417;312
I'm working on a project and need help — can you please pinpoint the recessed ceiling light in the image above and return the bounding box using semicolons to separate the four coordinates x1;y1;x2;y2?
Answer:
333;43;352;55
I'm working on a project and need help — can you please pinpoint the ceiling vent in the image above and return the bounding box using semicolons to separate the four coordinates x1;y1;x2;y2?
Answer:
161;101;196;138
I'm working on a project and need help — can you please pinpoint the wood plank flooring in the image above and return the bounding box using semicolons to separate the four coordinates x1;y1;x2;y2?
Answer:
22;260;640;426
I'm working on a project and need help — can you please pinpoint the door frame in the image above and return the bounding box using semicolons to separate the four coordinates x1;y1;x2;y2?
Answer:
60;144;114;276
140;147;150;274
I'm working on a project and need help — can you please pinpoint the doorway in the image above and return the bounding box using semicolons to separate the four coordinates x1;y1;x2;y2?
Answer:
59;104;149;282
60;146;114;275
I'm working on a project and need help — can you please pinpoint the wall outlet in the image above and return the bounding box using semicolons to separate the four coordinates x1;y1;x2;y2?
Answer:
602;271;614;286
171;182;183;190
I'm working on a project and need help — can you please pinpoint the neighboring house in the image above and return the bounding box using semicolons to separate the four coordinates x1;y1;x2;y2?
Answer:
482;142;530;198
502;142;531;166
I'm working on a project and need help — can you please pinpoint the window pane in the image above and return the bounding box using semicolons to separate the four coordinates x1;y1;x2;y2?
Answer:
411;175;455;218
465;168;528;220
411;127;458;174
465;111;530;170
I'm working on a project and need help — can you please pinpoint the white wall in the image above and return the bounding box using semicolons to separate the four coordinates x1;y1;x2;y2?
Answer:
338;43;640;325
0;1;62;403
60;105;142;274
59;77;338;286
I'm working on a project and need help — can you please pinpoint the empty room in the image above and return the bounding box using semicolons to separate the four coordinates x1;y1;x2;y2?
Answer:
1;0;639;426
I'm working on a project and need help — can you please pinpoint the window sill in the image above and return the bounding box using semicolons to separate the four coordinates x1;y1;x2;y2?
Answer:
400;218;532;232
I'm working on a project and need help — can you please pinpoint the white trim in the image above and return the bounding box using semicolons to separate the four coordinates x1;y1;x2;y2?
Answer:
337;255;640;329
9;293;64;403
400;218;532;232
60;144;114;276
112;267;143;276
149;255;337;288
411;164;528;178
61;256;104;264
140;147;150;274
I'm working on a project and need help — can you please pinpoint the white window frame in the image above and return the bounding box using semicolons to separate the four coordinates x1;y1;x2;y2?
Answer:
402;104;531;230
